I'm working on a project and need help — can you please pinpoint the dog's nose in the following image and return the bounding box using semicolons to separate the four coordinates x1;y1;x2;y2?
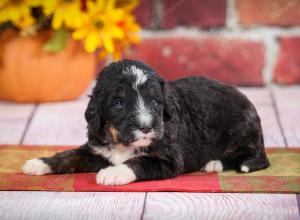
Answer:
139;126;152;134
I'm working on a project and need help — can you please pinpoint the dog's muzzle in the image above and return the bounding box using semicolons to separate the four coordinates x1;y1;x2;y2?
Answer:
129;129;155;147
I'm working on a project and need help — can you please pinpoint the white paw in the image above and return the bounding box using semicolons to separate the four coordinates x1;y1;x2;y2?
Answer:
204;160;223;173
240;165;250;173
22;158;52;175
96;164;136;186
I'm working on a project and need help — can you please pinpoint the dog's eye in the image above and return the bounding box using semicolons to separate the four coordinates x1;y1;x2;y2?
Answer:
151;99;159;107
113;99;125;109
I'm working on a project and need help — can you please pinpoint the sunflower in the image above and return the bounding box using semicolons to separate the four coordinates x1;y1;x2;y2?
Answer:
111;13;141;60
72;0;140;57
0;0;37;29
0;0;141;59
40;0;84;30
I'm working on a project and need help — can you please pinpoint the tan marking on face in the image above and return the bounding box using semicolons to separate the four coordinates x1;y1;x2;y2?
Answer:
108;125;118;143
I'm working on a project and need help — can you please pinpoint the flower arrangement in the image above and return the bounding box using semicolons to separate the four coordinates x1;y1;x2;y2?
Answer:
0;0;141;60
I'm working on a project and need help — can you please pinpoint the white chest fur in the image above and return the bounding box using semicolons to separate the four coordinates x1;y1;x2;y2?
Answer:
91;144;145;165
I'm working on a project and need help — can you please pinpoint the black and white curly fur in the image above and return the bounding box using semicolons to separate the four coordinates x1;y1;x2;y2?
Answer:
22;59;270;185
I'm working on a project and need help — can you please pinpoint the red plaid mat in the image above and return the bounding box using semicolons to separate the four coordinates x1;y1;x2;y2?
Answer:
0;145;299;193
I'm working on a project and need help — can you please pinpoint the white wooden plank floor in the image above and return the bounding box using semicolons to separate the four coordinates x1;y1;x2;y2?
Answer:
0;192;146;220
0;102;35;144
240;88;286;147
272;86;300;147
144;193;299;220
23;99;89;145
0;87;299;220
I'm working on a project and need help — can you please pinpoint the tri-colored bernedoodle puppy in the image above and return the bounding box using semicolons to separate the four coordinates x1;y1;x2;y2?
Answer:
22;59;270;185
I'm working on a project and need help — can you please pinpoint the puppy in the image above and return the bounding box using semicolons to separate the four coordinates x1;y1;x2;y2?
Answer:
22;59;270;185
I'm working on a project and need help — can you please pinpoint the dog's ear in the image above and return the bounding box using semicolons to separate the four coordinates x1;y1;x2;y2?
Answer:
85;92;104;141
161;80;175;121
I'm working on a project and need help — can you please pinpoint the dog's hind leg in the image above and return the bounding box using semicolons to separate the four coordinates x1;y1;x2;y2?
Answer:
22;144;110;175
239;151;270;173
222;117;270;173
238;128;270;173
221;144;270;173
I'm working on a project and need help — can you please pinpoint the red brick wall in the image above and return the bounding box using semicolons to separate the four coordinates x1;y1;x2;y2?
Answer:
126;0;300;86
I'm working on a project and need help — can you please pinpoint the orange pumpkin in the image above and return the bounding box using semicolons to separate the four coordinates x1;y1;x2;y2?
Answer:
0;30;96;103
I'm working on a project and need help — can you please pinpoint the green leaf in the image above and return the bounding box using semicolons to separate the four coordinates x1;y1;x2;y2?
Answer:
43;28;69;53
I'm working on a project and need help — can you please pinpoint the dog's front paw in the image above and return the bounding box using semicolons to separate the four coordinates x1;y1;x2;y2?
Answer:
203;160;223;173
22;158;52;175
96;164;136;186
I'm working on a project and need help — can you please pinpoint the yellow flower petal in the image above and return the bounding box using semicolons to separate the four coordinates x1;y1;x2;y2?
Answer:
72;15;83;28
64;6;82;28
128;34;141;44
9;9;20;22
72;28;87;40
85;32;100;53
115;0;139;12
86;1;98;16
109;9;124;22
41;0;57;15
107;0;116;10
29;0;41;7
52;11;63;30
102;34;114;53
95;0;105;12
110;25;124;39
0;1;8;8
130;22;141;32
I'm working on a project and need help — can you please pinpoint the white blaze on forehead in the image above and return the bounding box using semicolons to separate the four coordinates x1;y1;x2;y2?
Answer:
137;95;152;126
130;65;147;89
123;65;148;90
123;65;152;126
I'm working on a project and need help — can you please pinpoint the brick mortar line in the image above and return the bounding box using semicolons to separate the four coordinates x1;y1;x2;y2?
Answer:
151;0;164;29
261;37;280;84
141;26;300;85
146;0;300;36
226;0;278;85
141;27;300;39
226;0;239;30
145;0;300;85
